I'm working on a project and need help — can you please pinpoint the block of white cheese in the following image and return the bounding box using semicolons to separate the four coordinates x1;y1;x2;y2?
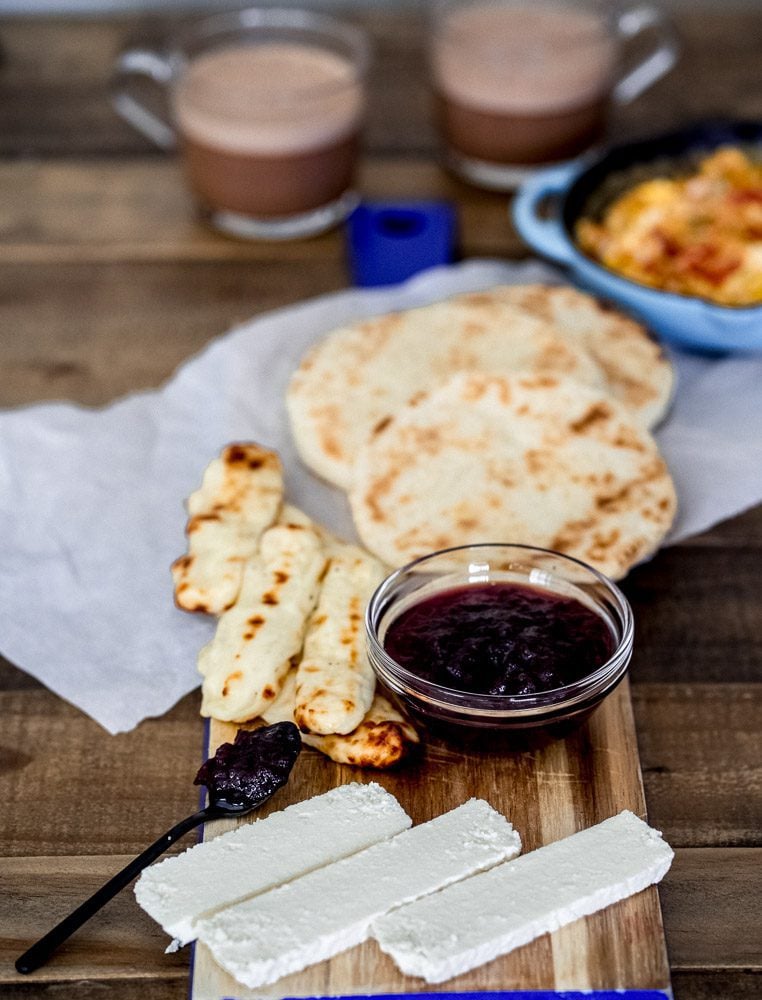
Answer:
372;809;674;983
134;782;410;945
197;798;521;989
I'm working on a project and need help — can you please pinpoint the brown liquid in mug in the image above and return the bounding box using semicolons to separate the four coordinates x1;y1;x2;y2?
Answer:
434;93;607;165
180;134;358;217
432;4;618;166
173;43;363;217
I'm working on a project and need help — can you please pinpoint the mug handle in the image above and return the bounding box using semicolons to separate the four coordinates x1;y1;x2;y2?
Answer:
511;161;583;266
613;5;680;105
111;48;177;150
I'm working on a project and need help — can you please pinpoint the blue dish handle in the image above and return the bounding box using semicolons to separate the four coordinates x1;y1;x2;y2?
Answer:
512;161;583;265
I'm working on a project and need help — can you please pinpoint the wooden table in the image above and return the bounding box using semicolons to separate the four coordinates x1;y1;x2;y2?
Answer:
0;8;760;1000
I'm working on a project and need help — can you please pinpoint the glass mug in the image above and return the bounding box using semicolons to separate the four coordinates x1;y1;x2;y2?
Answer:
430;0;680;190
113;8;370;239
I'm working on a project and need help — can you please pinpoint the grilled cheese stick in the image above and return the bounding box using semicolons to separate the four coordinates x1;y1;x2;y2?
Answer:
172;443;283;615
295;544;385;735
264;668;419;769
199;523;326;722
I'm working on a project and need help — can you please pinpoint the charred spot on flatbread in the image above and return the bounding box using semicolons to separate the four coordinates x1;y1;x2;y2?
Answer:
286;295;610;490
349;372;676;581
485;284;673;429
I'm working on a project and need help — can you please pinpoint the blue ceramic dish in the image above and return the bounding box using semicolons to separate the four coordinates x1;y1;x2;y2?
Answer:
512;121;762;352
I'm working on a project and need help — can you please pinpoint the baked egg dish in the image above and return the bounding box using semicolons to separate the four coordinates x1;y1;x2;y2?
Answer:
576;147;762;306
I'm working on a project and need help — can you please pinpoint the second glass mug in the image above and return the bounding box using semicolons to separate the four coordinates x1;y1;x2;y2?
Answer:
430;0;680;190
113;8;370;240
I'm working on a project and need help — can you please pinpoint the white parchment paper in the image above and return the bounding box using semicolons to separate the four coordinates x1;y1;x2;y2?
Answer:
1;260;761;733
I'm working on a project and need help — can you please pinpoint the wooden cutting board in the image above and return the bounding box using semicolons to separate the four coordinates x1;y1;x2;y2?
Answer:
190;678;671;1000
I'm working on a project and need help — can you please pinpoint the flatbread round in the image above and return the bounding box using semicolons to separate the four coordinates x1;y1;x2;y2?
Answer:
475;284;674;429
287;297;609;490
349;372;676;580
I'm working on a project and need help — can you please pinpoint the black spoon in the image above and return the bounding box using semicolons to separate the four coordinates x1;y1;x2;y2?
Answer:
16;721;302;975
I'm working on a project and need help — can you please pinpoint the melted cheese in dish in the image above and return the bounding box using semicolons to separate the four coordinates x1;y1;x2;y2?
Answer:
577;147;762;306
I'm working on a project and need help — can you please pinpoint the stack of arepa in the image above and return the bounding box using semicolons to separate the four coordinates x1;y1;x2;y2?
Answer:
286;285;677;580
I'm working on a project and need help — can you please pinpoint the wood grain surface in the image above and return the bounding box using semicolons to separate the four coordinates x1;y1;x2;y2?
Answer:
0;11;760;159
1;848;755;986
0;6;760;1000
192;684;670;999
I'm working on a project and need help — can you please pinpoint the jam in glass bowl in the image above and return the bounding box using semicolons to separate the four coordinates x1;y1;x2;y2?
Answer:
365;543;633;741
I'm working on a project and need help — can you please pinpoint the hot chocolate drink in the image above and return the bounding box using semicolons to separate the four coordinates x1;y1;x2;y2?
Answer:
432;3;618;175
173;42;364;219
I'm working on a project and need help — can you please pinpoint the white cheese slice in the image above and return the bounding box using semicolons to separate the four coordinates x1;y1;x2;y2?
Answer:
197;798;522;989
372;809;674;983
134;782;410;945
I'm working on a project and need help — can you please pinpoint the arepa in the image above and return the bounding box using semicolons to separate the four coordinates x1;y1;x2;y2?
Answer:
287;297;609;490
349;372;676;580
476;284;674;429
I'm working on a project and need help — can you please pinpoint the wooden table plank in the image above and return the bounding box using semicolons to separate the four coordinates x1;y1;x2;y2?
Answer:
0;7;760;999
0;689;202;858
0;258;345;407
632;686;762;848
659;848;762;969
0;10;761;159
674;973;762;1000
673;506;762;550
624;547;762;685
1;855;189;984
0;683;758;860
0;158;520;262
1;849;757;987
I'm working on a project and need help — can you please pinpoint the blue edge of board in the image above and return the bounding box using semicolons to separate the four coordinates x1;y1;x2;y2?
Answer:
215;993;672;1000
190;726;673;1000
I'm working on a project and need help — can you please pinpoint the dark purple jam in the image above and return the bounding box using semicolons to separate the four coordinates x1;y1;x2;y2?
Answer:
194;722;301;810
383;582;614;697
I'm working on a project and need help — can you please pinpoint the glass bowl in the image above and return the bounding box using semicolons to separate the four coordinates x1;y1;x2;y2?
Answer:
365;543;633;743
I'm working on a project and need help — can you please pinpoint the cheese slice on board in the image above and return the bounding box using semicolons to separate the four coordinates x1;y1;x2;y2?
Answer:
372;809;674;984
134;782;410;946
197;798;521;989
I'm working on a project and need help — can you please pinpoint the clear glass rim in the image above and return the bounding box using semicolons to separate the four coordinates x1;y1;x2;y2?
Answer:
430;0;617;48
365;542;634;717
171;7;371;105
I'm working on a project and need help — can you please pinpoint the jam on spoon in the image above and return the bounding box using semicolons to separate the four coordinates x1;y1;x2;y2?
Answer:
16;721;301;975
384;582;614;696
195;722;302;810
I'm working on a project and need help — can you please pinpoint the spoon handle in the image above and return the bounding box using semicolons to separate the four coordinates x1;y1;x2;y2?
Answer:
15;806;215;975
